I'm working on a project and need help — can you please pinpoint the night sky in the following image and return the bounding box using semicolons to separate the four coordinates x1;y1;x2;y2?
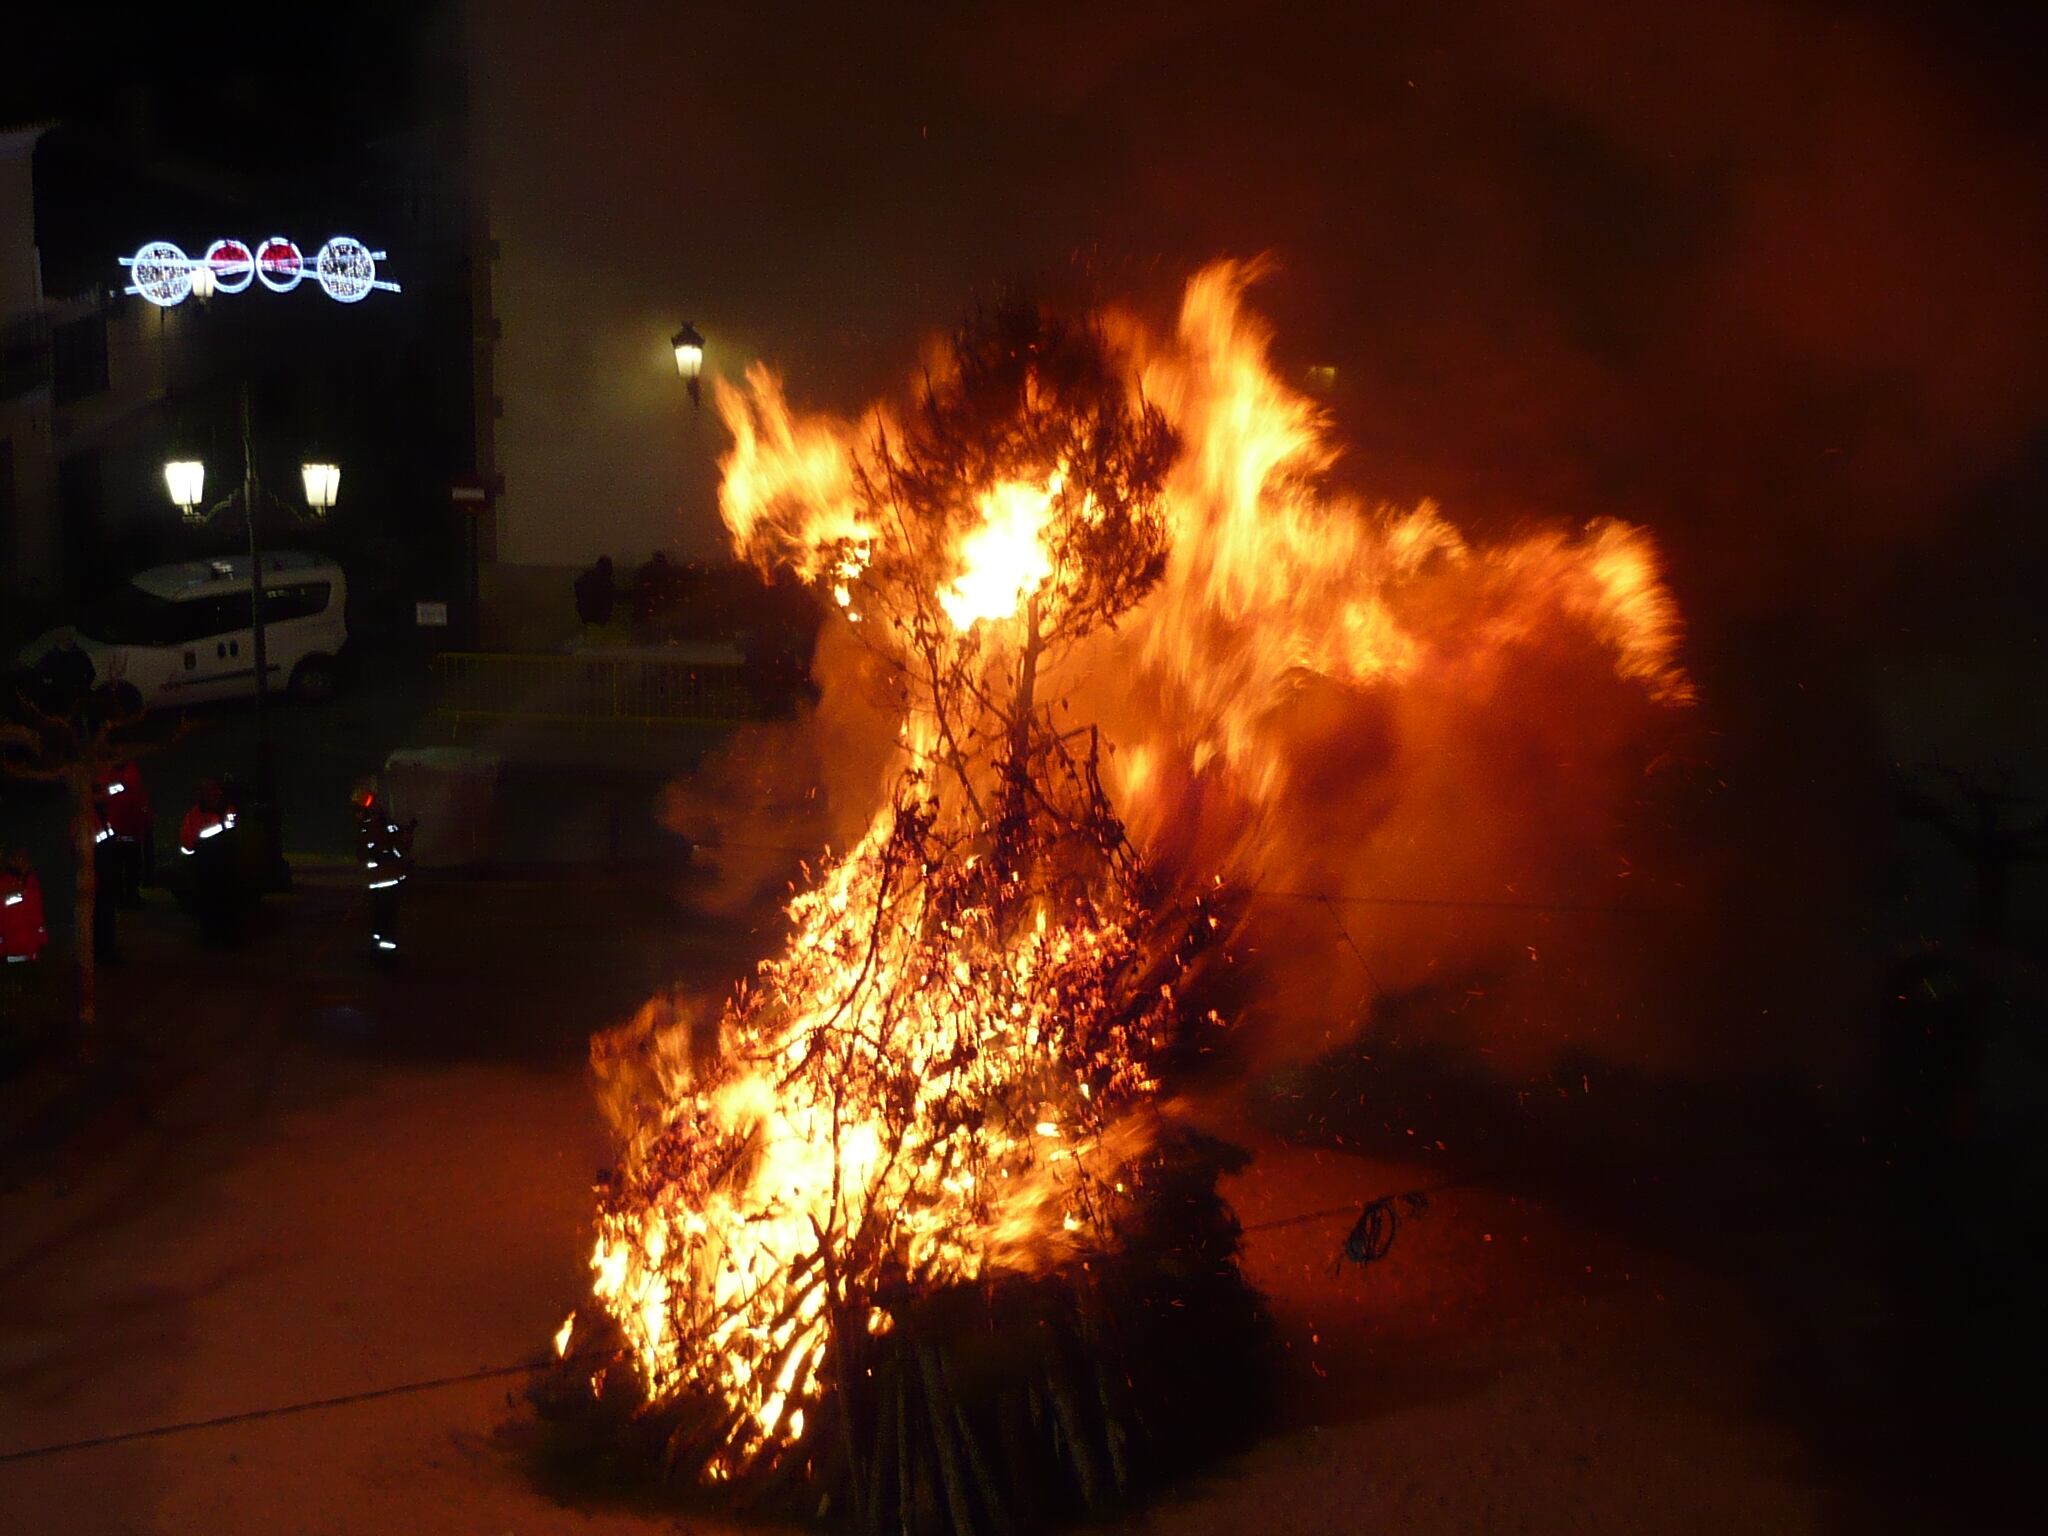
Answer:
447;1;2046;647
12;1;2044;640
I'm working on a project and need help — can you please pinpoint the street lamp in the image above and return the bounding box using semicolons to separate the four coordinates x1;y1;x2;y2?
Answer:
300;459;340;513
160;408;330;892
164;459;206;520
672;321;705;408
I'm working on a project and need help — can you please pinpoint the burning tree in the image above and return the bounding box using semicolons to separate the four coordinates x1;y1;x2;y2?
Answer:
545;262;1696;1532
544;302;1268;1529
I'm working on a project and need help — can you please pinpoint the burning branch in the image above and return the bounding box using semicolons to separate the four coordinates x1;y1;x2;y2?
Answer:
546;295;1258;1531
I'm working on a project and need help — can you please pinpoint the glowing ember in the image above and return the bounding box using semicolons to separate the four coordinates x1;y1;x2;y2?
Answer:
938;477;1059;630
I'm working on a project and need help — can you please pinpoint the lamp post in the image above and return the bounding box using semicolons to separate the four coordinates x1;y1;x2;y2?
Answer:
672;322;705;409
240;388;267;753
162;386;337;846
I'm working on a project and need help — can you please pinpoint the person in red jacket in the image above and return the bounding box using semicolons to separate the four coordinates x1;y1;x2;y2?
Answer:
179;779;238;854
179;779;243;941
95;756;152;906
1;848;49;965
88;788;123;967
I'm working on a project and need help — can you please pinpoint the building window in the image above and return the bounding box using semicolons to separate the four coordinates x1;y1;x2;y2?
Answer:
263;581;332;621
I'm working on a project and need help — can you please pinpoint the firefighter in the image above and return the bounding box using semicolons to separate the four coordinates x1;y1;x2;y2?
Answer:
1;847;50;966
179;778;242;940
354;780;415;960
178;777;239;855
95;755;152;907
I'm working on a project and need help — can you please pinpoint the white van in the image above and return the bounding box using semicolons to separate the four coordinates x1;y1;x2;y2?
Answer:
20;552;348;712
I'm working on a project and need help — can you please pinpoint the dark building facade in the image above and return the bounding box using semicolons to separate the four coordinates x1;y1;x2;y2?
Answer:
1;7;489;654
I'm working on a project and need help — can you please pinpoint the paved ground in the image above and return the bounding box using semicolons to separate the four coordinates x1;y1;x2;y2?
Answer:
0;658;2033;1533
1;851;2029;1534
0;863;763;1534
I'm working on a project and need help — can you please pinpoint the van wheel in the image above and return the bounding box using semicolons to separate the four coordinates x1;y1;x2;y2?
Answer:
289;655;337;704
109;681;145;719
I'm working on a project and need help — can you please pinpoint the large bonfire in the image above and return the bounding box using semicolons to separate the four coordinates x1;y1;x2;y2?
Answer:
543;262;1690;1531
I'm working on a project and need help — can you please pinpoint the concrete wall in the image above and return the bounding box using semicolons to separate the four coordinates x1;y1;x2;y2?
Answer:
477;560;582;652
467;12;723;570
0;127;42;317
463;5;992;573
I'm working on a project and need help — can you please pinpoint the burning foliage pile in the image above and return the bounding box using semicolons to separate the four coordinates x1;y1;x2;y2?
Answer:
540;258;1694;1529
538;302;1271;1530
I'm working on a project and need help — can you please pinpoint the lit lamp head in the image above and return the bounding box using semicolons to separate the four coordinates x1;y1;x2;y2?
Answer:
164;459;206;522
300;459;340;514
671;321;705;408
189;260;217;302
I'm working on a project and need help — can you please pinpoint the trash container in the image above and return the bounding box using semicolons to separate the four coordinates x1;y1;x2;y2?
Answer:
382;747;501;869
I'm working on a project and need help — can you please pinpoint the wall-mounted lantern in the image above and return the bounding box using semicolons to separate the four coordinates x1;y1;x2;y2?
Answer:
672;321;706;409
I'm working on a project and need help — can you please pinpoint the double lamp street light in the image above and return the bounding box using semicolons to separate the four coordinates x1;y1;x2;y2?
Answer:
147;312;704;823
160;390;339;882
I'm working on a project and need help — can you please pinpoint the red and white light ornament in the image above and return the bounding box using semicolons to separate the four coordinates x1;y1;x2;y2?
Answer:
121;235;399;307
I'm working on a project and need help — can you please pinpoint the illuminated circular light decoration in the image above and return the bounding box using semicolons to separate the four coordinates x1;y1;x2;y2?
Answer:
126;241;195;308
121;235;399;306
204;238;255;294
255;236;304;293
315;237;378;303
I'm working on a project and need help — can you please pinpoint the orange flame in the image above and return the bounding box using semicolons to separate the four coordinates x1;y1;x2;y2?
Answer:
585;260;1691;1479
1094;261;1690;870
590;793;1168;1470
938;477;1059;630
718;364;873;594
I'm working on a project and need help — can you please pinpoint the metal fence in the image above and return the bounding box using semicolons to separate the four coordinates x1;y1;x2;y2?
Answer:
433;651;755;736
